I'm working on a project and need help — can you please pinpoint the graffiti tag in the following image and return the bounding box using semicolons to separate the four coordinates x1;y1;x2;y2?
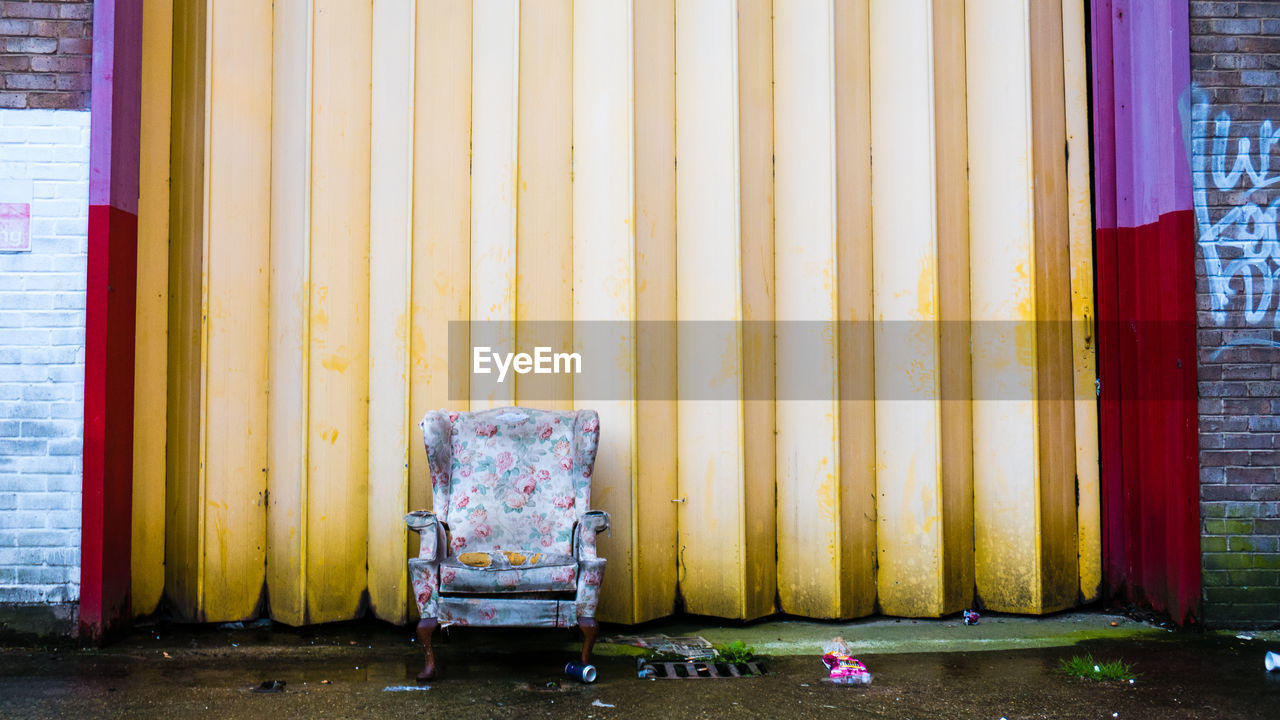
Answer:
1189;93;1280;341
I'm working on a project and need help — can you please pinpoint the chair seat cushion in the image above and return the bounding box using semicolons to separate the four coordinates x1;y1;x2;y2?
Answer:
439;552;577;593
439;596;577;628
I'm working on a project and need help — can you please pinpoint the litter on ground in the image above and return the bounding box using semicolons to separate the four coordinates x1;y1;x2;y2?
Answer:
251;681;285;693
609;634;717;660
822;637;872;685
383;685;431;692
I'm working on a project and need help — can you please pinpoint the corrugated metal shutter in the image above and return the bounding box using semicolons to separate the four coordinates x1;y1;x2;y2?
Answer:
131;0;1099;625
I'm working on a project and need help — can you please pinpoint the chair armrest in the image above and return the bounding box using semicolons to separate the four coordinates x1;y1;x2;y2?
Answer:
575;510;610;560
574;513;609;619
404;510;446;562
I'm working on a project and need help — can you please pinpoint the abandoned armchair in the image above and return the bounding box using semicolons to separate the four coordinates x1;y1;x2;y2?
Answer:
405;407;609;680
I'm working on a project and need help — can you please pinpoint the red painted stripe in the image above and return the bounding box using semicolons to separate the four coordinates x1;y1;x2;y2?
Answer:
80;206;137;642
1094;213;1202;625
1094;226;1125;597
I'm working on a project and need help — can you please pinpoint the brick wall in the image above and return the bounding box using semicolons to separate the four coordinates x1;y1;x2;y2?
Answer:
0;107;89;606
1190;1;1280;626
0;0;93;110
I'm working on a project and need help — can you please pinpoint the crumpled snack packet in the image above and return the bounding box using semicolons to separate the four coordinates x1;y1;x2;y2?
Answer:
821;637;872;684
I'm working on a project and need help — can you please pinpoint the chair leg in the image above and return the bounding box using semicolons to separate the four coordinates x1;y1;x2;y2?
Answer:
416;618;438;680
578;617;598;665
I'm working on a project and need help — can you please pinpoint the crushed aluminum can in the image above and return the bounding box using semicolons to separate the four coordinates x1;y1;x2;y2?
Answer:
565;661;598;683
963;609;981;625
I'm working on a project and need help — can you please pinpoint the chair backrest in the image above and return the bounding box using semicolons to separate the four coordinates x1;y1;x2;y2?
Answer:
421;407;599;557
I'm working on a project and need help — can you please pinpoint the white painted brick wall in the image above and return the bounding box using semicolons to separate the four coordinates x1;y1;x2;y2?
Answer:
0;108;90;605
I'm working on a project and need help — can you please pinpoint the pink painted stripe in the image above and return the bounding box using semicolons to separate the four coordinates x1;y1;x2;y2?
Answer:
1168;3;1194;210
1112;0;1137;229
1091;0;1117;231
1129;0;1193;224
89;0;143;214
1094;0;1193;230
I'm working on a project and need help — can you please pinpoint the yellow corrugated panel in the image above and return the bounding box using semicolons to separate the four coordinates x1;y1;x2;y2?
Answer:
367;0;416;625
470;0;518;410
163;0;272;623
132;0;172;618
515;0;573;410
305;0;372;623
774;0;843;618
1027;0;1079;613
967;0;1038;614
966;0;1077;614
633;0;679;623
164;0;206;619
266;0;311;627
573;0;638;624
409;0;472;567
834;0;878;619
738;0;779;621
868;0;973;617
932;0;977;617
675;0;749;620
199;0;272;621
1063;0;1102;604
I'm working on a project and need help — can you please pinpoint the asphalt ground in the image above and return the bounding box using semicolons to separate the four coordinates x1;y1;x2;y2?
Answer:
1;612;1277;719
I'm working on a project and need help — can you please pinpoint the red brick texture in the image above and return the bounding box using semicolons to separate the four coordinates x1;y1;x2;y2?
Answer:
1190;1;1280;626
0;1;92;110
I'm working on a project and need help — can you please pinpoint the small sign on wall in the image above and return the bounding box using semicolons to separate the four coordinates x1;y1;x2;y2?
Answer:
0;180;33;252
0;203;30;251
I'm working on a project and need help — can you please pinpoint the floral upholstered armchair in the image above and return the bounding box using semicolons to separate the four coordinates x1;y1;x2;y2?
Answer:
405;407;609;679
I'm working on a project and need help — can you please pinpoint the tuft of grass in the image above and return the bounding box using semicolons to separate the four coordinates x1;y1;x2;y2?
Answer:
1058;653;1137;682
716;641;756;664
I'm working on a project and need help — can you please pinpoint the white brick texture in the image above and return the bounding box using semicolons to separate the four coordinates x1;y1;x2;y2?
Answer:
0;108;89;605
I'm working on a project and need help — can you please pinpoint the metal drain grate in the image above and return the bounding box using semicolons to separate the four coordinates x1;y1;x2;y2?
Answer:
638;660;767;679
